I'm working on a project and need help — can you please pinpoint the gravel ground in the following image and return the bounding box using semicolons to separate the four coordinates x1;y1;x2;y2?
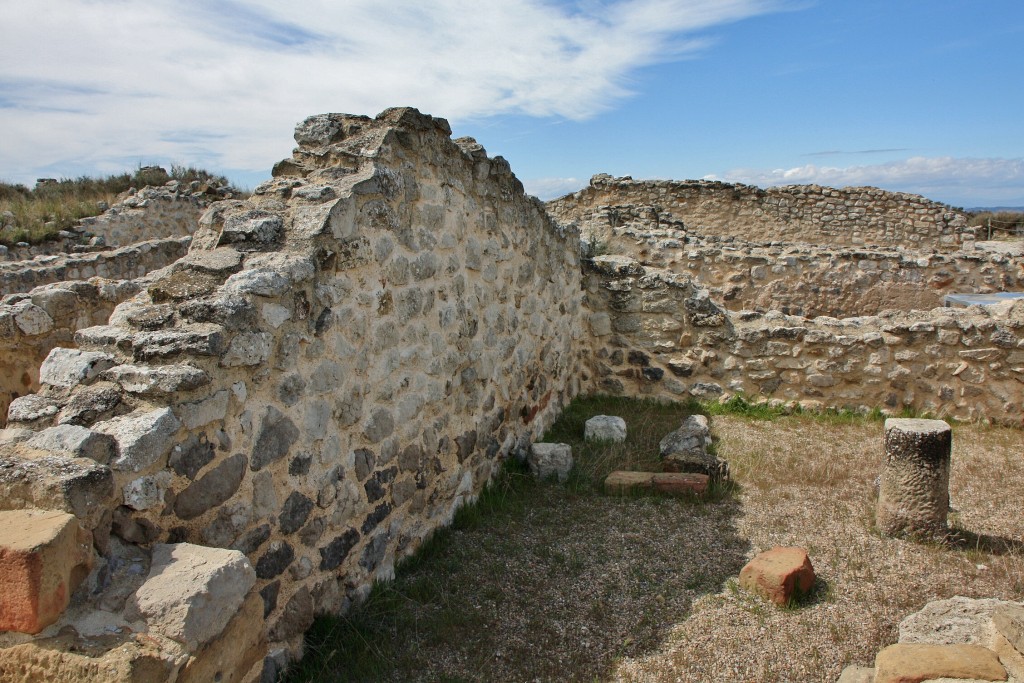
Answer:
292;412;1024;683
614;416;1024;682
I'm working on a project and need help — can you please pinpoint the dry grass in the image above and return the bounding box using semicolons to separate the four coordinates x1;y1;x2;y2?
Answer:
287;400;1024;683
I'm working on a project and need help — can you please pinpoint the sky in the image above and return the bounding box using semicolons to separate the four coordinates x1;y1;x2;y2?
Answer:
1;0;1023;208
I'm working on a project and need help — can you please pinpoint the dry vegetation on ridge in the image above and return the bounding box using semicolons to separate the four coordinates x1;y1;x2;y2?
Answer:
287;397;1024;683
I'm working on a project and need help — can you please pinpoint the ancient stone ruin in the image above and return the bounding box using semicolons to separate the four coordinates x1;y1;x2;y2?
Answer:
0;106;1020;681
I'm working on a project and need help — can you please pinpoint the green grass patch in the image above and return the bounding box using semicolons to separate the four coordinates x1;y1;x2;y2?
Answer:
286;394;745;682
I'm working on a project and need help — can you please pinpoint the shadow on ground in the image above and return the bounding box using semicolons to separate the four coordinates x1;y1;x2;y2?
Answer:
287;398;751;682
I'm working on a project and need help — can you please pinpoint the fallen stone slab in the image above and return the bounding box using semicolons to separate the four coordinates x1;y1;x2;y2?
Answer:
527;442;573;482
874;643;1007;683
585;415;627;442
0;509;93;633
604;470;709;496
659;414;729;481
738;546;816;606
127;543;256;653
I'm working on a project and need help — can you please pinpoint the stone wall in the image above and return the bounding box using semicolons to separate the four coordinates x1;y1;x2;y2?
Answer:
549;174;974;249
584;255;1024;424
0;237;190;296
0;278;141;426
0;108;584;677
74;183;214;247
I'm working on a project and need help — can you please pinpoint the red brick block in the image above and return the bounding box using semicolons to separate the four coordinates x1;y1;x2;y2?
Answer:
0;509;93;633
738;546;815;606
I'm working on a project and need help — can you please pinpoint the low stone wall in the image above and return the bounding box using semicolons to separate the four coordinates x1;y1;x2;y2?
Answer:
584;255;1024;424
0;237;190;297
549;174;974;249
570;205;1021;318
0;278;141;426
0;108;584;678
75;183;214;247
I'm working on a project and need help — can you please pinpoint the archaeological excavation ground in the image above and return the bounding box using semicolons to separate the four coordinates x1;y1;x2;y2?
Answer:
0;107;1021;682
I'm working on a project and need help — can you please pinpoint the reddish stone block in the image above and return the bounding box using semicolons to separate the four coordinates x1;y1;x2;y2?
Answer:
738;546;815;606
604;471;709;496
0;509;93;633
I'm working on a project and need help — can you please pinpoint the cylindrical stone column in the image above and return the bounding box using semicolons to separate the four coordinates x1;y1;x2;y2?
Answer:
876;418;952;538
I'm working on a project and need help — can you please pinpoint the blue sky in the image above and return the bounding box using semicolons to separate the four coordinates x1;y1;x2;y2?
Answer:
1;0;1022;207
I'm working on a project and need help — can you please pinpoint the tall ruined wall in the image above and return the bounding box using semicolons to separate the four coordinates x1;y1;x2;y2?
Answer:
0;278;141;425
584;255;1024;423
0;108;584;676
0;236;190;296
549;174;974;249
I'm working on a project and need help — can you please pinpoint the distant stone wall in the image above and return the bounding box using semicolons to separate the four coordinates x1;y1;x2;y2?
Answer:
75;183;212;247
549;174;974;249
0;108;584;678
584;255;1024;424
0;237;189;296
0;279;140;426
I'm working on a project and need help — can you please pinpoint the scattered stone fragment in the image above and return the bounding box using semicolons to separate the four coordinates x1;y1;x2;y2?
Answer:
738;546;816;606
873;643;1007;683
659;414;729;481
584;415;627;442
527;443;573;482
0;509;93;633
127;543;256;653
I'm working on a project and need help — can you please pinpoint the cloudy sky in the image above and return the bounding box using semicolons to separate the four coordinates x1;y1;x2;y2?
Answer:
2;0;1022;207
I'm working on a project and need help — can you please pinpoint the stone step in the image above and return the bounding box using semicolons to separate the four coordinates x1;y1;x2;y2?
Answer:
604;470;709;496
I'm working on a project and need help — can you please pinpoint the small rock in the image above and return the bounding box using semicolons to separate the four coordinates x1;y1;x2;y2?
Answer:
584;415;626;443
527;443;573;483
738;546;816;606
659;414;729;481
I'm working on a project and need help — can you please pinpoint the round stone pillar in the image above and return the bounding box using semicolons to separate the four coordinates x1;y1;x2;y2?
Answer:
877;418;952;538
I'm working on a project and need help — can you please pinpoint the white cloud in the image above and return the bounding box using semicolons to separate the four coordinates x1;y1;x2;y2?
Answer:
0;0;779;184
522;177;587;200
709;156;1024;206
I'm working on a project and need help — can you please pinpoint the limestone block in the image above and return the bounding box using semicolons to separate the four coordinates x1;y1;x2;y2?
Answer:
604;471;709;496
176;589;266;683
0;632;187;682
993;605;1024;679
584;415;626;442
874;643;1006;683
95;407;181;472
105;363;210;395
13;304;53;336
877;418;952;538
738;546;816;606
0;446;115;528
38;348;115;389
123;471;173;511
527;443;573;483
899;596;1013;645
176;390;230;429
26;424;117;464
0;509;93;633
220;331;272;367
127;543;256;653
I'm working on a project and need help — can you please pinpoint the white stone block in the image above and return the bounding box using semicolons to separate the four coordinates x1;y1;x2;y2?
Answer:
584;415;627;443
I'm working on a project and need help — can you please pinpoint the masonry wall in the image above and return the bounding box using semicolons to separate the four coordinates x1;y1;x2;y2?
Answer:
0;278;141;425
585;255;1024;424
0;109;585;672
0;237;190;296
549;174;974;249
